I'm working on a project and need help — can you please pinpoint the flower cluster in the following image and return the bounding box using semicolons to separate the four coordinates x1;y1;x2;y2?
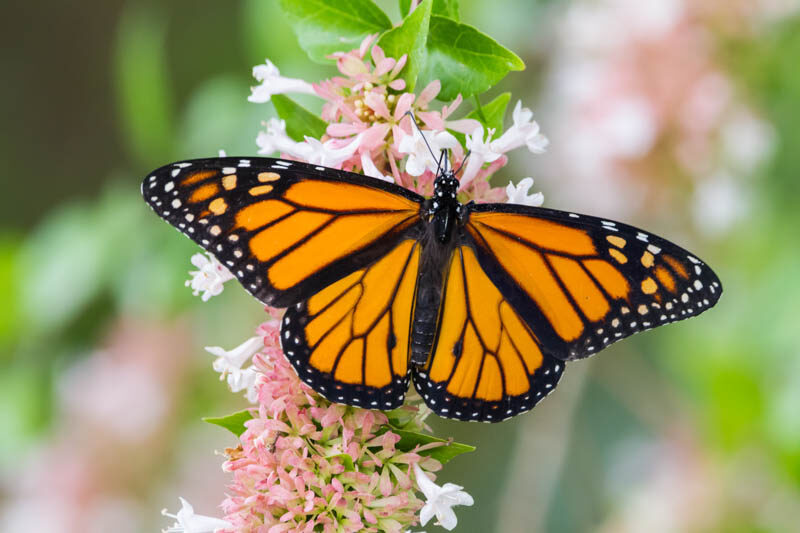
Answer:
252;34;548;203
539;0;774;233
216;316;465;532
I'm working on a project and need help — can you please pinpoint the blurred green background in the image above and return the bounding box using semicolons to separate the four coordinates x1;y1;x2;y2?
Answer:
2;0;799;531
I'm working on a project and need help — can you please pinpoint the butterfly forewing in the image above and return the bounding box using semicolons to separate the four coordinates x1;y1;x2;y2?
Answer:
465;204;723;360
142;157;424;307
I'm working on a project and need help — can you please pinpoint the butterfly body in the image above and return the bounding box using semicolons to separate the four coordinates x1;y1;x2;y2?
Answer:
143;157;721;422
411;170;464;365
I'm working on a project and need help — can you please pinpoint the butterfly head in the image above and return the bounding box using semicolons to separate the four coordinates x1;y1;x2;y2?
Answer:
433;169;459;203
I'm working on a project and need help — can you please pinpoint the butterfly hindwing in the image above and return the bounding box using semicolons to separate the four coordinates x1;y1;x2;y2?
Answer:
142;157;424;307
412;244;564;422
281;238;422;410
465;203;723;360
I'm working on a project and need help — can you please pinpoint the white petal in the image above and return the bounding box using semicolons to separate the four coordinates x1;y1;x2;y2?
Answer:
205;336;263;369
436;506;459;531
506;177;544;206
248;59;315;103
414;463;441;501
398;129;457;176
419;503;435;526
226;366;259;395
186;253;234;301
256;118;298;155
361;153;393;182
512;100;533;128
190;253;210;269
165;497;232;533
184;514;232;532
526;133;549;154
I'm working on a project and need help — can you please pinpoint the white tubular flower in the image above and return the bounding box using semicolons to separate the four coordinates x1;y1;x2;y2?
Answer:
297;134;363;168
225;366;260;403
398;129;459;176
490;100;549;154
413;463;474;531
161;497;232;533
506;177;544;207
361;153;394;182
206;336;263;371
206;336;264;402
465;126;503;163
256;118;298;155
185;253;235;302
460;125;502;187
258;118;362;169
248;59;316;103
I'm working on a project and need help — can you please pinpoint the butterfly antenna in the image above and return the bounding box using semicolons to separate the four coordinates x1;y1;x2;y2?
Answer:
437;149;448;175
404;110;443;174
453;150;471;177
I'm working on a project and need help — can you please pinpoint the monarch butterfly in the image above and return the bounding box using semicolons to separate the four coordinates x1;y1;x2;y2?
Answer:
142;156;721;422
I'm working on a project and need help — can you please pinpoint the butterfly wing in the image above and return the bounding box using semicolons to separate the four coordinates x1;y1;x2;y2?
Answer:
464;203;723;360
280;238;422;409
142;157;423;307
412;244;565;422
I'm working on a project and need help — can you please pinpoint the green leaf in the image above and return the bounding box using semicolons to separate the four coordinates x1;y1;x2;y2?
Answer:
398;0;412;18
399;0;458;20
272;94;328;141
419;15;525;101
433;0;460;19
203;409;254;437
113;3;174;163
467;92;511;133
449;92;511;146
377;0;432;91
278;0;392;63
393;429;475;464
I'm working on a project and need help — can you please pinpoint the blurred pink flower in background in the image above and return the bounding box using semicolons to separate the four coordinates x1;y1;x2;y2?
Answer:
538;0;774;236
0;319;197;533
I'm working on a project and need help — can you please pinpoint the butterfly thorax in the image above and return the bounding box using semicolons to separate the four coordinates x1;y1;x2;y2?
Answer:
426;170;461;244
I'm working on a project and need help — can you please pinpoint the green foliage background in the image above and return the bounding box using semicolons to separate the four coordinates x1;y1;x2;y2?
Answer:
2;0;799;531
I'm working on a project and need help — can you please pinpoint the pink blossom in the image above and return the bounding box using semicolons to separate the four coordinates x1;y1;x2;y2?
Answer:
295;34;543;200
219;319;441;532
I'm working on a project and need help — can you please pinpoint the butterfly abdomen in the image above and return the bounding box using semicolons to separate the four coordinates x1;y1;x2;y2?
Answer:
410;279;440;366
409;224;457;366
